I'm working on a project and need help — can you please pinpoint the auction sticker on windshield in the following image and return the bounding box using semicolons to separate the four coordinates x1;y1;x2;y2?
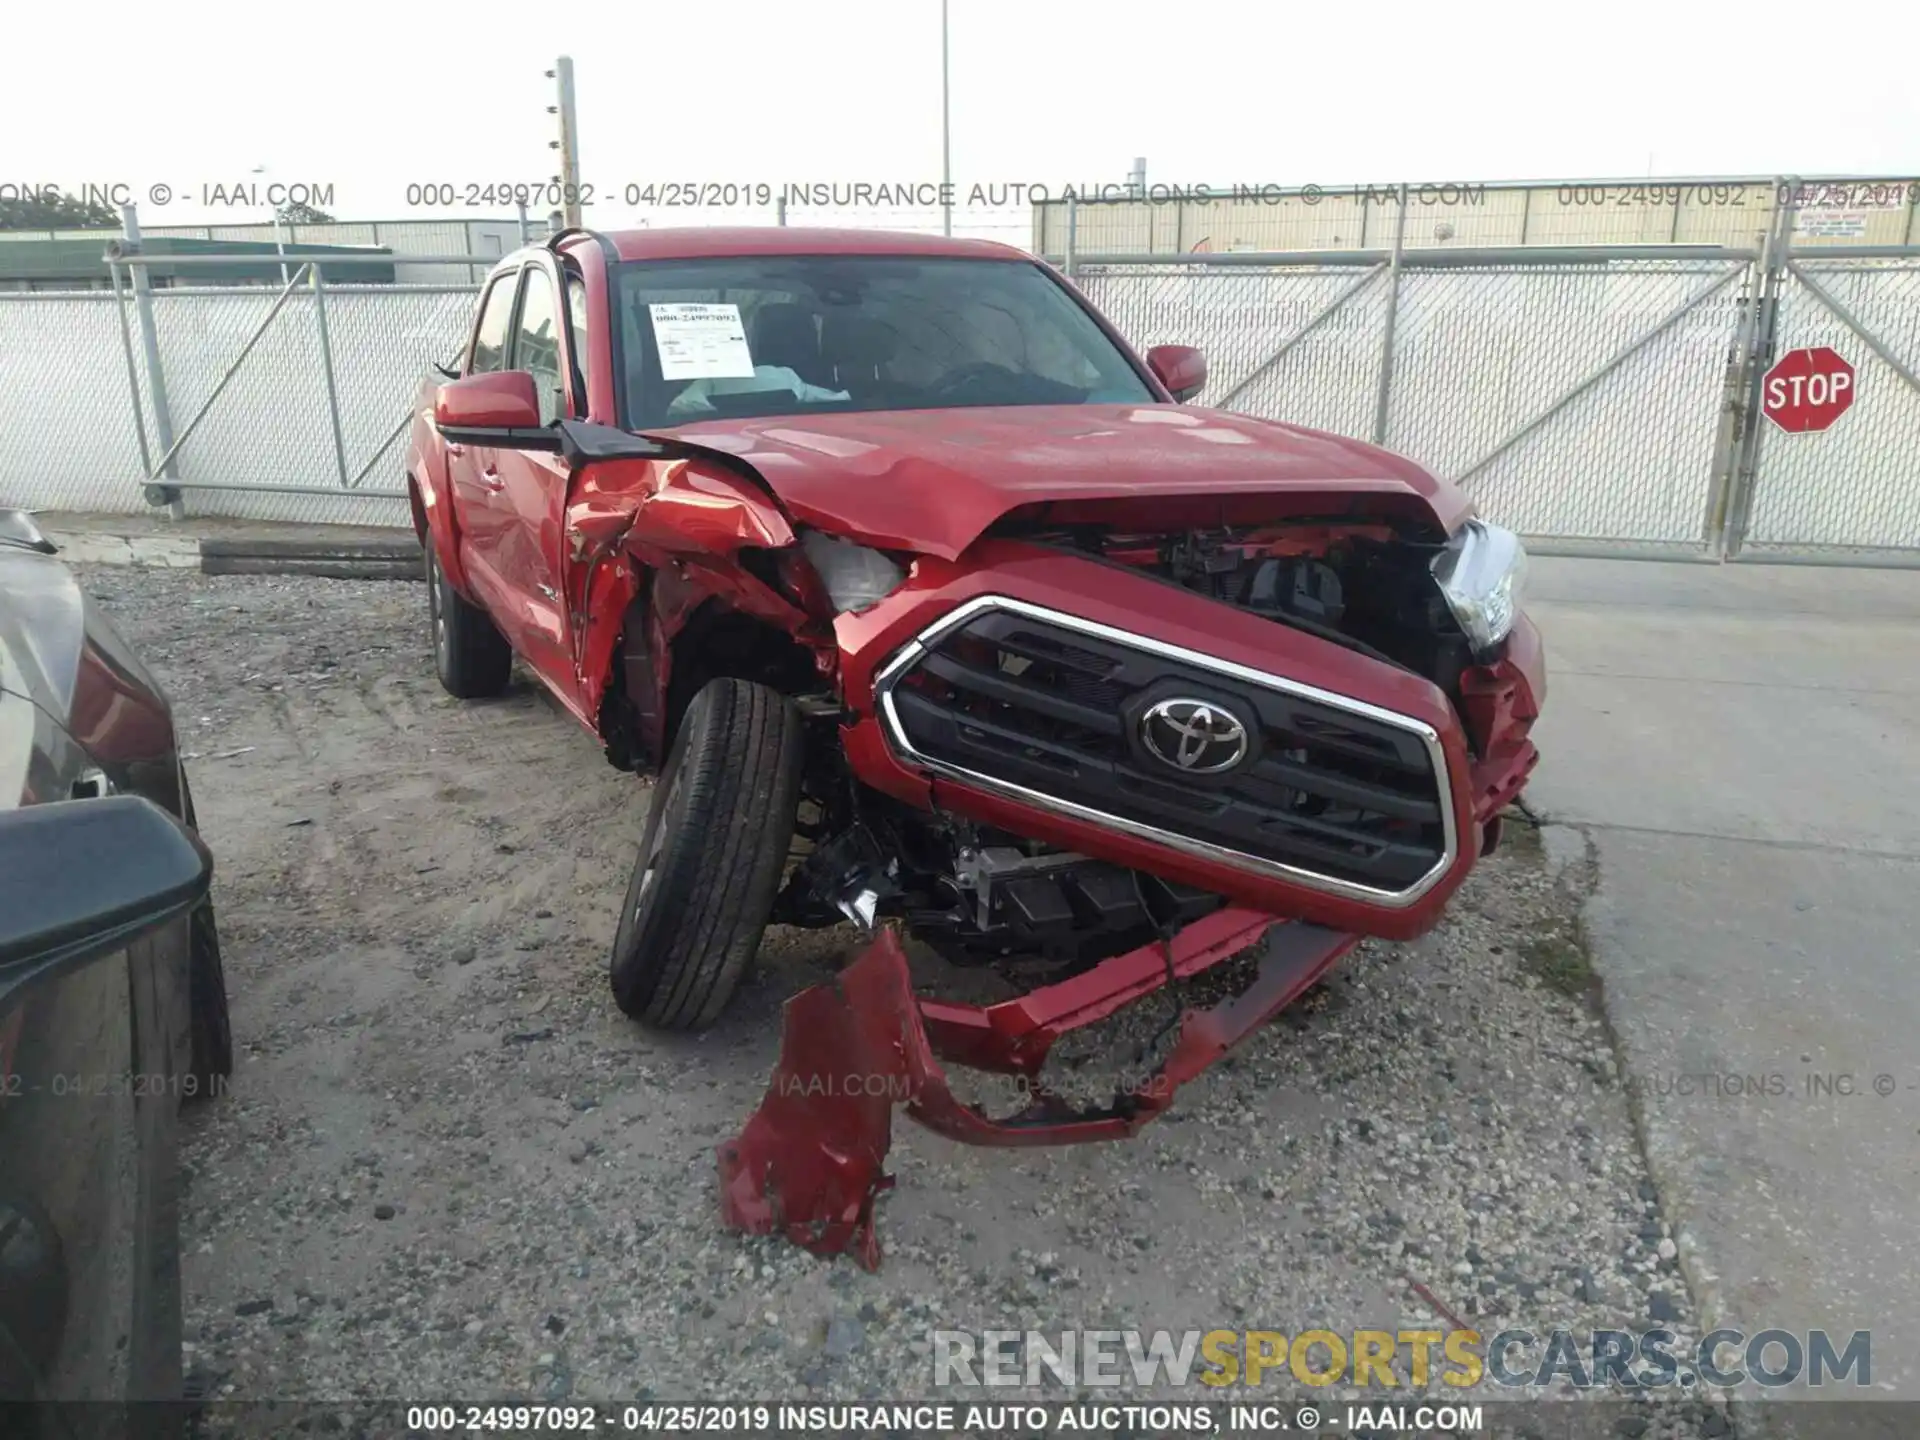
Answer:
649;302;757;380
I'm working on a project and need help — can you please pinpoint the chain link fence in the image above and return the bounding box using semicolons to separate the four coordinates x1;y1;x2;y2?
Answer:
0;292;150;516
0;250;481;528
0;234;1913;562
1080;254;1752;552
1386;261;1748;547
129;280;475;526
1076;263;1391;439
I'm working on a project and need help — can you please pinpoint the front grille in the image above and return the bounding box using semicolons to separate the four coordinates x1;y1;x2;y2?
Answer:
878;600;1452;899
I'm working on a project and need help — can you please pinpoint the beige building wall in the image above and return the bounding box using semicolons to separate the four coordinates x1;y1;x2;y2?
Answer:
1036;178;1920;256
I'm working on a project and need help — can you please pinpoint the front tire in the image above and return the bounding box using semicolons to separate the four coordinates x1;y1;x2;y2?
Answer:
426;540;511;699
609;678;804;1030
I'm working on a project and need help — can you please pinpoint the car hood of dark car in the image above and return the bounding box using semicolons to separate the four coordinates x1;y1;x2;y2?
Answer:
0;547;175;799
0;546;90;722
647;402;1470;559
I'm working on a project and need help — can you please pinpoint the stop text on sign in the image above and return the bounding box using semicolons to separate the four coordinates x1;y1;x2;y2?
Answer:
1771;371;1849;408
1762;346;1857;434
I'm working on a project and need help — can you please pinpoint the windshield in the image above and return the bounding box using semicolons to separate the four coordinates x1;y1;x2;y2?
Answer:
612;255;1155;429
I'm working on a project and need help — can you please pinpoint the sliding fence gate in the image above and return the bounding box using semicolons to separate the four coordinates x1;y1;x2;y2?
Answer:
1733;254;1920;558
0;235;1913;562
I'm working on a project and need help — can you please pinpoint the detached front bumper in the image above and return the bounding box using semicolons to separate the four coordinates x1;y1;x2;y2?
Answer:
716;539;1544;1267
719;911;1356;1268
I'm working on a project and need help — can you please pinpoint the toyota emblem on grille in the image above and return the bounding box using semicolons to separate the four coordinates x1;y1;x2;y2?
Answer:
1139;698;1250;774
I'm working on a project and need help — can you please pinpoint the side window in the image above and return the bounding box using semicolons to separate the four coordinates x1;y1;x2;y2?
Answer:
468;270;518;375
513;268;564;425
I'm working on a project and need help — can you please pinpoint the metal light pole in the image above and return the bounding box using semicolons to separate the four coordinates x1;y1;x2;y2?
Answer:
253;163;290;285
548;57;583;230
940;0;952;236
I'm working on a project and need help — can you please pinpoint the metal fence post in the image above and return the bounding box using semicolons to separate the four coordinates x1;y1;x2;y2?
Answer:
311;265;350;488
1701;252;1766;558
1064;195;1078;277
1369;184;1408;444
105;258;156;482
121;204;183;516
1719;179;1796;557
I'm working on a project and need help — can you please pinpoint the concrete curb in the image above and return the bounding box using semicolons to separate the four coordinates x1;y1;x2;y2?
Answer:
45;531;204;569
45;528;422;581
1538;817;1731;1335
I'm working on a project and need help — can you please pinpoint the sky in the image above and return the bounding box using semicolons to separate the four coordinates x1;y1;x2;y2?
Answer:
4;0;1916;237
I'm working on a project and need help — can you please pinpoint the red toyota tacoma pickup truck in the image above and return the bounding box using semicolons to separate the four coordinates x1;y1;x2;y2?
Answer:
406;227;1543;1045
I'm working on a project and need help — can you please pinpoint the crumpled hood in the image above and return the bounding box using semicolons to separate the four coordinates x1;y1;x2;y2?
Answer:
648;403;1469;560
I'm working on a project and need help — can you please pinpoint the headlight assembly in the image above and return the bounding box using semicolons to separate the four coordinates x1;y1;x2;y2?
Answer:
1430;519;1527;658
799;529;907;615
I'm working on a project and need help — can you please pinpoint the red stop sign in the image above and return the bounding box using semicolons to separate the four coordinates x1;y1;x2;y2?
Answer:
1763;347;1857;433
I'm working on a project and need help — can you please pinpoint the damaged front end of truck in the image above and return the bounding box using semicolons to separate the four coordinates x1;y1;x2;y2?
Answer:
537;408;1544;1267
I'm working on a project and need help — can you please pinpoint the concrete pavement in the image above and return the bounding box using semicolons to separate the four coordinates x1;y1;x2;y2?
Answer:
1524;556;1920;1432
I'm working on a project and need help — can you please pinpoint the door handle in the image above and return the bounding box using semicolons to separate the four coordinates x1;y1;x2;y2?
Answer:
69;767;113;800
445;442;465;458
481;468;505;492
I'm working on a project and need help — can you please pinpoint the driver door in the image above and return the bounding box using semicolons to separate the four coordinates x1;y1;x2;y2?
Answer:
448;266;519;615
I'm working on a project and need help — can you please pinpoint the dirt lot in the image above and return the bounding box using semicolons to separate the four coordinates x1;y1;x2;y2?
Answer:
81;564;1729;1429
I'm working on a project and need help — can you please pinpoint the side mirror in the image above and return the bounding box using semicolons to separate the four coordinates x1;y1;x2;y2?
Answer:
0;509;57;555
0;797;211;982
1146;344;1208;403
434;372;559;451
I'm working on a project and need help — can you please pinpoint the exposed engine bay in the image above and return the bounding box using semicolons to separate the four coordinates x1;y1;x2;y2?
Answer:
1030;521;1480;702
773;796;1224;969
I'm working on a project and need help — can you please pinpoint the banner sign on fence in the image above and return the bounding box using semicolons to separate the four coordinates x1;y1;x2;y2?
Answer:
1793;209;1872;239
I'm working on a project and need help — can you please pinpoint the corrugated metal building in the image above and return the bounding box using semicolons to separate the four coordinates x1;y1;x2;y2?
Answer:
142;218;526;283
0;234;397;291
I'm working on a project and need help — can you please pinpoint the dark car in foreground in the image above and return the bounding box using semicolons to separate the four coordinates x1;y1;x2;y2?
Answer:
0;509;232;1425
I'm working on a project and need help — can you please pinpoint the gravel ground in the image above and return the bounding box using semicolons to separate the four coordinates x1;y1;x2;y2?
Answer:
82;564;1734;1435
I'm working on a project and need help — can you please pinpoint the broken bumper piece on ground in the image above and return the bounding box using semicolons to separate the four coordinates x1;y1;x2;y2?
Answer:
717;909;1358;1268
